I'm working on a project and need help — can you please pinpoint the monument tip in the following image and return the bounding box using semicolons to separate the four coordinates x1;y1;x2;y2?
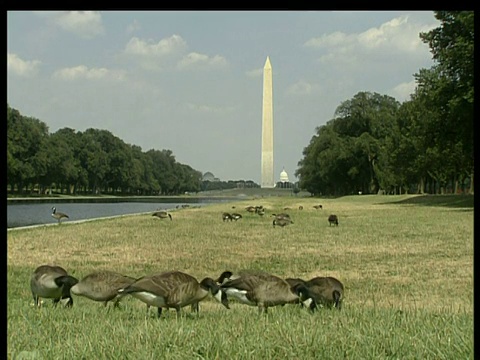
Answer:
264;56;271;69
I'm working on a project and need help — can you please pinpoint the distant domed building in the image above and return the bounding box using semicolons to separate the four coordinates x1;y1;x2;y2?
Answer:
280;167;289;183
202;172;220;182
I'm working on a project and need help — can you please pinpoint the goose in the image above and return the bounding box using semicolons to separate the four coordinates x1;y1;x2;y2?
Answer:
222;212;233;222
231;213;243;221
298;206;304;210
273;218;294;227
313;205;323;210
285;276;344;310
328;214;339;226
70;270;137;308
152;210;172;220
219;271;316;314
245;206;257;213
51;207;69;224
30;265;79;308
271;213;291;220
118;270;230;318
305;276;344;309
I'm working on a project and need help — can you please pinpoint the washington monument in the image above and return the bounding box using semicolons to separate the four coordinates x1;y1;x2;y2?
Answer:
261;56;274;188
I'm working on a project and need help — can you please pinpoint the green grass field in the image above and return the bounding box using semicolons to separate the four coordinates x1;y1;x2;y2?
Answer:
7;194;473;359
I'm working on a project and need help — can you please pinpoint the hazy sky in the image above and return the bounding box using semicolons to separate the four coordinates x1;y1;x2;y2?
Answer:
7;11;440;184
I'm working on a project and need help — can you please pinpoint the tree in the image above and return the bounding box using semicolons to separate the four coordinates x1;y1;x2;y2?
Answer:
417;11;474;193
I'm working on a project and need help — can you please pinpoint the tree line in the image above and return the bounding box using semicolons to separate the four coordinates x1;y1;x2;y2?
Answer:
295;11;473;196
7;107;209;196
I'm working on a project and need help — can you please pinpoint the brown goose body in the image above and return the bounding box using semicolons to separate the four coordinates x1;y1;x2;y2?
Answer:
216;269;272;285
328;214;338;226
71;270;137;307
30;265;78;307
152;211;172;220
245;206;256;213
272;213;291;220
305;276;344;309
220;272;316;314
284;277;307;289
118;270;230;318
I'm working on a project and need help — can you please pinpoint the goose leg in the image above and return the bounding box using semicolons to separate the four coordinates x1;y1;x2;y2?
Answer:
32;292;40;308
191;302;199;314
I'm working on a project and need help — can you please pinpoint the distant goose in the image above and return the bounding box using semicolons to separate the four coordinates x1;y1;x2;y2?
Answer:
328;214;339;226
152;210;172;220
219;271;316;314
118;270;230;318
70;270;137;308
271;213;291;221
245;206;257;213
231;213;243;221
298;206;304;210
222;212;233;222
51;207;69;224
273;218;294;227
313;205;323;210
30;265;79;308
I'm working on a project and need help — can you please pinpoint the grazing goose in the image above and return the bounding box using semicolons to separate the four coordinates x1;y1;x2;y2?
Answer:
231;213;243;221
118;270;230;318
305;276;344;309
30;265;79;308
286;276;344;310
328;214;339;226
273;218;294;227
313;205;323;210
222;212;233;222
220;271;316;314
298;206;304;210
152;210;172;220
271;213;291;220
51;207;69;224
245;206;257;213
70;270;137;308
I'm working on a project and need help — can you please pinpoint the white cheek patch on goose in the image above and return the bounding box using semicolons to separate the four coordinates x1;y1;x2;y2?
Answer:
224;288;254;305
302;298;313;308
213;290;224;303
131;292;166;307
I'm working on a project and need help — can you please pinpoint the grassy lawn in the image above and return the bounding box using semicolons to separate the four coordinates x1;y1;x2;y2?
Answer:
7;195;473;359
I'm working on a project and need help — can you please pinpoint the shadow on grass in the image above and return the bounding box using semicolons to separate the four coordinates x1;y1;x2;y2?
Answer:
377;194;474;209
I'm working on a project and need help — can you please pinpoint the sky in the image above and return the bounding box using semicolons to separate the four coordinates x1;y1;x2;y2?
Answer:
7;11;440;184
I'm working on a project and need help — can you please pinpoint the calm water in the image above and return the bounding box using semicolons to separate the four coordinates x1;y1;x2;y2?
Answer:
7;198;233;229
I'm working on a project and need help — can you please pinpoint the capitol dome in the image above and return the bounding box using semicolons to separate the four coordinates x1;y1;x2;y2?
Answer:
279;167;289;183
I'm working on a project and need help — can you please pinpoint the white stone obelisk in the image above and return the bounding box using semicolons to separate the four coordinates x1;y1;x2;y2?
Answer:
261;56;274;188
